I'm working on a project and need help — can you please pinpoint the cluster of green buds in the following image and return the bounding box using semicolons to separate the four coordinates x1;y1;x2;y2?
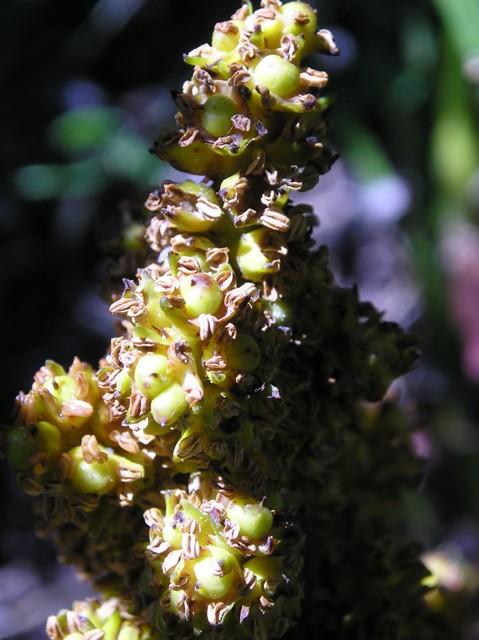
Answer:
46;597;161;640
153;0;338;183
0;1;456;639
142;473;301;639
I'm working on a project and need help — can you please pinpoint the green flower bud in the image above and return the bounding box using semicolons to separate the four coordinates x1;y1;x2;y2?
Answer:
194;551;238;600
280;1;318;55
224;334;261;372
179;273;223;317
254;55;301;99
66;445;118;495
212;21;240;52
150;382;189;429
162;515;183;548
236;229;281;281
134;354;171;400
5;421;62;474
226;498;273;539
201;95;237;138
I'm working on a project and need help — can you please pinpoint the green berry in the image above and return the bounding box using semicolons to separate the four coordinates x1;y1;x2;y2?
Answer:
236;229;280;280
226;498;273;539
242;556;282;582
270;299;293;326
212;21;239;52
280;1;318;55
254;55;301;98
224;334;261;372
67;446;118;495
150;382;188;428
200;95;237;138
258;17;284;49
179;273;223;317
194;552;237;600
162;515;183;548
44;374;78;403
5;421;62;473
134;354;171;399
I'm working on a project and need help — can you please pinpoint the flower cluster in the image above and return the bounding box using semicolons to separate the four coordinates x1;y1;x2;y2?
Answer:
0;2;456;639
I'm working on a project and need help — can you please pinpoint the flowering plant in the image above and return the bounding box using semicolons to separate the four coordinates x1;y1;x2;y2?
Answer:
1;2;455;638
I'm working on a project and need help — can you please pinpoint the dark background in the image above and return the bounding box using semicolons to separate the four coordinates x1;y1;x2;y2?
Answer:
2;0;479;637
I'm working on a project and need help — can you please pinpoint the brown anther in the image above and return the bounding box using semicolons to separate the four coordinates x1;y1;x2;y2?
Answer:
174;92;198;116
256;7;276;19
118;463;143;483
215;269;236;292
183;371;204;405
155;274;179;294
292;10;311;24
62;399;94;419
212;135;238;150
234;207;258;227
162;549;183;575
179;127;201;147
287;213;309;241
255;84;276;110
259;207;291;232
259;596;274;610
177;256;201;275
145;217;171;251
231;4;250;21
239;27;254;43
239;568;257;595
46;615;63;640
280;33;300;61
193;67;215;94
183;516;201;535
174;431;204;460
129;388;149;418
231;114;251;132
224;282;257;312
66;611;82;633
300;67;329;89
148;537;171;555
196;196;223;220
238;42;259;63
229;68;252;90
205;247;229;269
317;28;340;55
198;313;218;341
175;591;192;622
109;296;145;319
144;507;163;527
172;340;191;364
214;20;239;35
203;355;228;372
262;276;280;302
296;93;318;110
182;532;200;559
81;435;108;464
207;602;230;626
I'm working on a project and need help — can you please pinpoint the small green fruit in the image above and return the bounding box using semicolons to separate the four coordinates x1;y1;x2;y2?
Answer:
179;273;223;317
254;55;301;98
68;446;118;495
150;382;189;428
226;499;273;539
134;354;171;399
194;554;236;600
200;94;238;139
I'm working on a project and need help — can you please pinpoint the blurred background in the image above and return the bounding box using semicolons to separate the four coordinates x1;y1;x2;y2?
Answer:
1;0;479;637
